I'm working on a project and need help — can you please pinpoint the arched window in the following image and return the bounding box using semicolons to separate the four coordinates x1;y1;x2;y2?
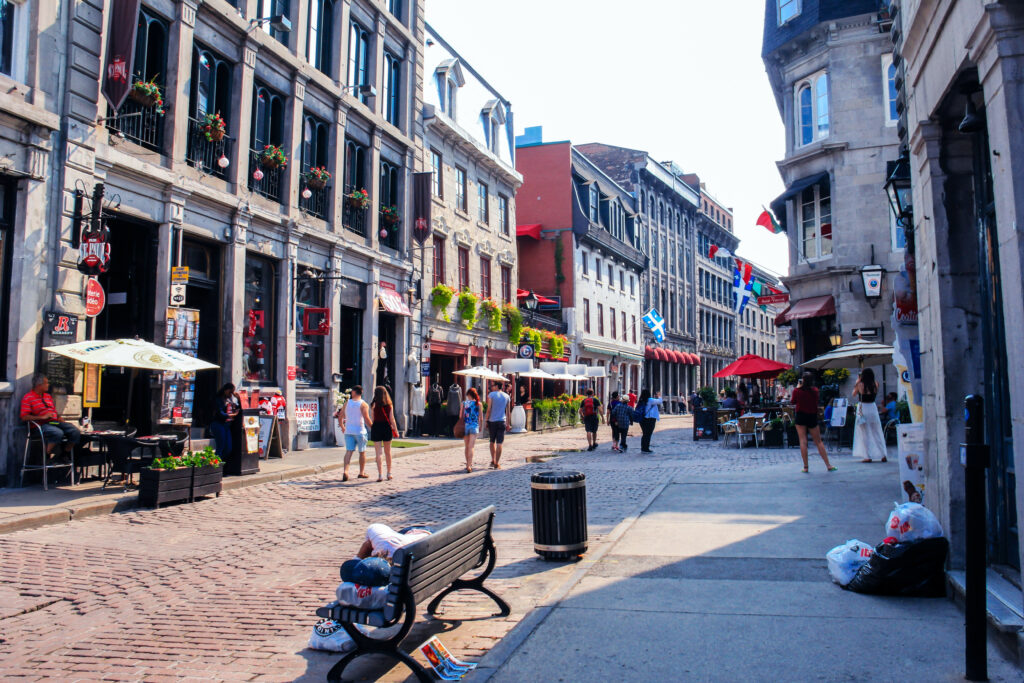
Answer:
134;9;167;85
191;45;232;122
251;83;285;150
798;84;813;145
301;114;329;170
344;138;367;191
795;70;829;147
306;0;334;75
816;73;829;137
383;52;402;127
348;21;371;104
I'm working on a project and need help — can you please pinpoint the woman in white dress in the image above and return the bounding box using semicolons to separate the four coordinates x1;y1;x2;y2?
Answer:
853;368;887;462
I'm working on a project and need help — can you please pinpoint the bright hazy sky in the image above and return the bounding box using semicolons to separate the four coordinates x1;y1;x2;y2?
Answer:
426;0;789;277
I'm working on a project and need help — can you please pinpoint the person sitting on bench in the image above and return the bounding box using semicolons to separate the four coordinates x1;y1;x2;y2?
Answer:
340;524;433;588
20;373;80;460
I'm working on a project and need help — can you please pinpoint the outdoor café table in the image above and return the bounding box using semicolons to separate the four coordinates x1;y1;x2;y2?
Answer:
77;429;128;481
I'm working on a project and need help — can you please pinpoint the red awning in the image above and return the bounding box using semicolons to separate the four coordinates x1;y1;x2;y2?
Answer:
670;350;684;364
682;352;694;365
644;346;657;360
516;224;543;240
378;288;412;316
516;289;558;305
775;294;836;326
655;349;668;361
691;354;701;366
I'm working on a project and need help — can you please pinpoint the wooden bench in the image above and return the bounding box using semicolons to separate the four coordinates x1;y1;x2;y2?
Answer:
315;506;510;682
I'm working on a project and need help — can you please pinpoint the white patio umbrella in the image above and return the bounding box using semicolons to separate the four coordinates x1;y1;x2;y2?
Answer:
802;337;894;370
519;368;557;380
453;365;507;382
42;338;219;372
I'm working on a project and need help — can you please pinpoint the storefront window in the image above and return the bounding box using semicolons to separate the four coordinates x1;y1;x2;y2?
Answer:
244;255;277;383
295;269;325;385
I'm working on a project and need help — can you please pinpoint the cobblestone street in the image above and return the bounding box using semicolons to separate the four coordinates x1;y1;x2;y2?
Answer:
0;417;805;681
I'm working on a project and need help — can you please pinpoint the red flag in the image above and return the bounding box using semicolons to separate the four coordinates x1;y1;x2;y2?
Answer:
756;209;782;234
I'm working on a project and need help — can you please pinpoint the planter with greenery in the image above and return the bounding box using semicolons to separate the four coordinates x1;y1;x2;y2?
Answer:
380;205;400;226
430;283;455;322
531;398;559;429
139;446;224;507
698;386;719;408
503;304;523;344
480;298;502;333
545;331;568;360
304;166;331;190
130;77;166;114
260;144;288;169
522;327;543;351
200;112;226;141
189;447;224;499
345;188;371;210
457;289;479;330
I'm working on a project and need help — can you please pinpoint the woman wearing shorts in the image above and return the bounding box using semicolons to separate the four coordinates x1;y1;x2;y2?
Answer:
790;372;836;473
369;386;399;481
459;387;482;473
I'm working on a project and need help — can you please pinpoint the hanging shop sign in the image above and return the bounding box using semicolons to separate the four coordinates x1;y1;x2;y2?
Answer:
101;0;143;110
757;293;790;306
302;307;330;335
412;172;433;245
77;224;111;276
85;278;106;317
44;311;79;338
517;343;535;360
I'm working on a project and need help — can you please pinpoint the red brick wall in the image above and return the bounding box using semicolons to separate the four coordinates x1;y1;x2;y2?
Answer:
515;143;575;304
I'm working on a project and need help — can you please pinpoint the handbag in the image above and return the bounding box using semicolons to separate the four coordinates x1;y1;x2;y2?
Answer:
453;417;465;439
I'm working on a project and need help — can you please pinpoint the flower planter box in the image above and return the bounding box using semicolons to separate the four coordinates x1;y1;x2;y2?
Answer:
307;177;327;190
761;428;784;448
130;89;159;107
205;128;225;142
191;464;223;499
261;157;282;170
786;425;800;448
138;466;192;507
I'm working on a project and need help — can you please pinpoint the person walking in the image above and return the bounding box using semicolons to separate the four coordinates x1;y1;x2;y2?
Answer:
459;387;482;472
611;393;634;451
791;372;837;473
579;388;602;451
853;368;888;463
339;385;372;481
208;383;238;461
485;380;511;469
369;386;399;481
607;391;623;452
637;389;663;453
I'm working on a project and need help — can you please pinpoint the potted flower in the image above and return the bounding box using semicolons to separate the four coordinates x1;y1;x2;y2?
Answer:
200;112;226;142
260;144;287;169
187;446;224;500
380;205;401;227
431;283;455;322
480;298;502;332
139;453;192;507
346;188;371;210
304;166;331;190
332;389;351;446
457;289;479;330
130;76;166;115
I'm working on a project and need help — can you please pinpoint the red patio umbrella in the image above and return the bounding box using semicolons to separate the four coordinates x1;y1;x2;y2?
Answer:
516;289;558;306
713;354;791;380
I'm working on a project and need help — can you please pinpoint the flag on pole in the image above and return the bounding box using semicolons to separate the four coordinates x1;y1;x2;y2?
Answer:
756;207;783;234
707;244;733;260
642;308;666;343
733;261;754;315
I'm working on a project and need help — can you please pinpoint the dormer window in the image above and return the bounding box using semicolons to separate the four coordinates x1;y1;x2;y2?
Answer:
481;100;506;154
778;0;799;25
435;59;465;118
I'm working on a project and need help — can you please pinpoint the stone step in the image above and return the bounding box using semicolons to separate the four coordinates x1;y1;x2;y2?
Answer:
948;568;1024;633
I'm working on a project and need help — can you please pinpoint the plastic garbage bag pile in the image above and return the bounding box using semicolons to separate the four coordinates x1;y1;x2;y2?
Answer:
826;502;948;596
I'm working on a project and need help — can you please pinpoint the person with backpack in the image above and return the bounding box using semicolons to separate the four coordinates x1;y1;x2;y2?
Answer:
635;389;664;453
610;392;634;452
607;391;622;452
579;388;602;451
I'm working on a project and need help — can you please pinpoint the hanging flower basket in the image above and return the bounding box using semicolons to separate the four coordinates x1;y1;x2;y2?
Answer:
346;188;371;210
380;205;400;226
304;166;331;190
129;77;166;114
200;112;226;142
260;144;287;169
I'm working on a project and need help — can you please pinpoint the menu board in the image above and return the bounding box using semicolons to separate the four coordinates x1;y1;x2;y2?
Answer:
159;307;199;424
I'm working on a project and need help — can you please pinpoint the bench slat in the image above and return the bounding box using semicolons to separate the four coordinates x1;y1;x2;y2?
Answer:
408;542;489;605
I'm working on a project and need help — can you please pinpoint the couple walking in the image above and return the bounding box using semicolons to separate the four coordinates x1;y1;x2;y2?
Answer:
583;388;663;453
458;381;511;473
337;385;399;482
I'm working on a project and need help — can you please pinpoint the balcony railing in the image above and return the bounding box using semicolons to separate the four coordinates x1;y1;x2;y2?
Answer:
379;209;399;250
248;148;285;203
186;117;232;179
299;176;329;220
107;96;164;152
342;185;368;236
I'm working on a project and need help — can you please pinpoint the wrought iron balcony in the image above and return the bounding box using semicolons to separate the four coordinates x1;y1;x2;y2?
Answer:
186;117;232;179
107;96;165;152
342;185;368;236
378;208;400;250
248;148;285;203
299;167;329;220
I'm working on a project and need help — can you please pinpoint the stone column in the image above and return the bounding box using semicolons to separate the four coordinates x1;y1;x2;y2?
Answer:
364;266;380;390
230;41;259;189
224;210;251;385
284;76;307;216
168;0;198;171
330;105;349;231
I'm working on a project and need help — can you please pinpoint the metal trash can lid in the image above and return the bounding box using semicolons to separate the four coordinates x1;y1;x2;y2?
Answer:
531;470;585;485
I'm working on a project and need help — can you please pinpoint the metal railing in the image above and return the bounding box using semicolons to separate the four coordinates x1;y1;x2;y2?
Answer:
107;96;164;152
378;209;400;249
248;148;285;203
186;117;232;179
299;166;329;219
342;184;368;236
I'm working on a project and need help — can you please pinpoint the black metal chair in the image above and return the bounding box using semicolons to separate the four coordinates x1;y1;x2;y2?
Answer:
20;422;75;490
102;435;147;491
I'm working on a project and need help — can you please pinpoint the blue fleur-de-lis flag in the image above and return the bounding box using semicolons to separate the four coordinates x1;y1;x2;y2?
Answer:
642;308;666;343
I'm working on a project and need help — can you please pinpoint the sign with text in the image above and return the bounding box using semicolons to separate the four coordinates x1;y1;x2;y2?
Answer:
170;266;189;283
83;363;102;407
295;399;321;433
85;278;106;317
44;311;79;338
756;293;790;306
169;283;187;307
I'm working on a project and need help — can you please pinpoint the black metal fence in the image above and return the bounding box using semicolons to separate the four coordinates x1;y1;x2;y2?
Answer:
248;148;285;203
186;117;232;179
107;97;164;152
342;185;368;236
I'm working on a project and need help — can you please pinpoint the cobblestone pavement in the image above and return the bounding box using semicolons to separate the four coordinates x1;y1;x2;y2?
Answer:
0;417;809;681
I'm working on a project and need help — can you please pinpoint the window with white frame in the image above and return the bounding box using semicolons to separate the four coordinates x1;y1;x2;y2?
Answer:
435;61;464;118
498;194;509;235
800;181;832;260
588;184;598;223
778;0;799;25
882;54;898;125
0;0;26;82
795;71;829;147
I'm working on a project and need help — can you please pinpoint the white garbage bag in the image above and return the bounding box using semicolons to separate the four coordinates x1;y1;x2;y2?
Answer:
336;581;389;610
308;619;356;652
885;502;943;542
826;539;875;586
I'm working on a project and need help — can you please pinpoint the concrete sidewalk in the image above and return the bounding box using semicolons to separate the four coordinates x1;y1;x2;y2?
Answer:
478;459;1022;682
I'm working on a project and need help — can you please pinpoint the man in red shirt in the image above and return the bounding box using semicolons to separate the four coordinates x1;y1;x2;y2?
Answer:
627;391;637;408
20;373;80;457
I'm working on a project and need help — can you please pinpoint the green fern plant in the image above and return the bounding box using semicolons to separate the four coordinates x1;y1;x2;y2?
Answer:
457;289;479;330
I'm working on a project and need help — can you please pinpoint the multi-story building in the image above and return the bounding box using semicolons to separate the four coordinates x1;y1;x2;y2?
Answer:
0;3;64;484
575;145;700;413
737;263;783;365
421;23;521;388
893;0;1024;615
515;130;646;402
762;0;902;381
12;0;427;475
690;182;740;390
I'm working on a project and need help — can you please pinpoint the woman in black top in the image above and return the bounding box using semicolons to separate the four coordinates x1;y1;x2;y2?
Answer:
209;383;238;460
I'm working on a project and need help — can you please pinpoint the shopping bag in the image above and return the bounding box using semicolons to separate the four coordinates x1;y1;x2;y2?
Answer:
307;619;356;652
826;539;874;586
453;416;465;439
885;502;943;542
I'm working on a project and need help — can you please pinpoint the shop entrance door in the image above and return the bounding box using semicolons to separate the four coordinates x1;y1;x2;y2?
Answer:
181;239;222;428
93;217;158;432
376;312;396;396
338;306;362;391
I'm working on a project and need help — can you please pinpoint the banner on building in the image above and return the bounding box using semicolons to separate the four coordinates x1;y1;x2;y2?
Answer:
102;0;143;110
412;172;433;245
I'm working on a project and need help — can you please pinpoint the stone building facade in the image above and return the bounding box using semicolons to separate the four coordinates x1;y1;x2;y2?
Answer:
894;0;1024;626
762;0;902;388
421;23;521;391
575;145;700;412
6;0;428;484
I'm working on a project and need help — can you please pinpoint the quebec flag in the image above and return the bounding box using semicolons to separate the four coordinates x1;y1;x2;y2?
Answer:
642;308;666;343
733;261;754;315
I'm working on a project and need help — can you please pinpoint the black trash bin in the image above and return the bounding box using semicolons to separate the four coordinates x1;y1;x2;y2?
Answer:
531;470;587;561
